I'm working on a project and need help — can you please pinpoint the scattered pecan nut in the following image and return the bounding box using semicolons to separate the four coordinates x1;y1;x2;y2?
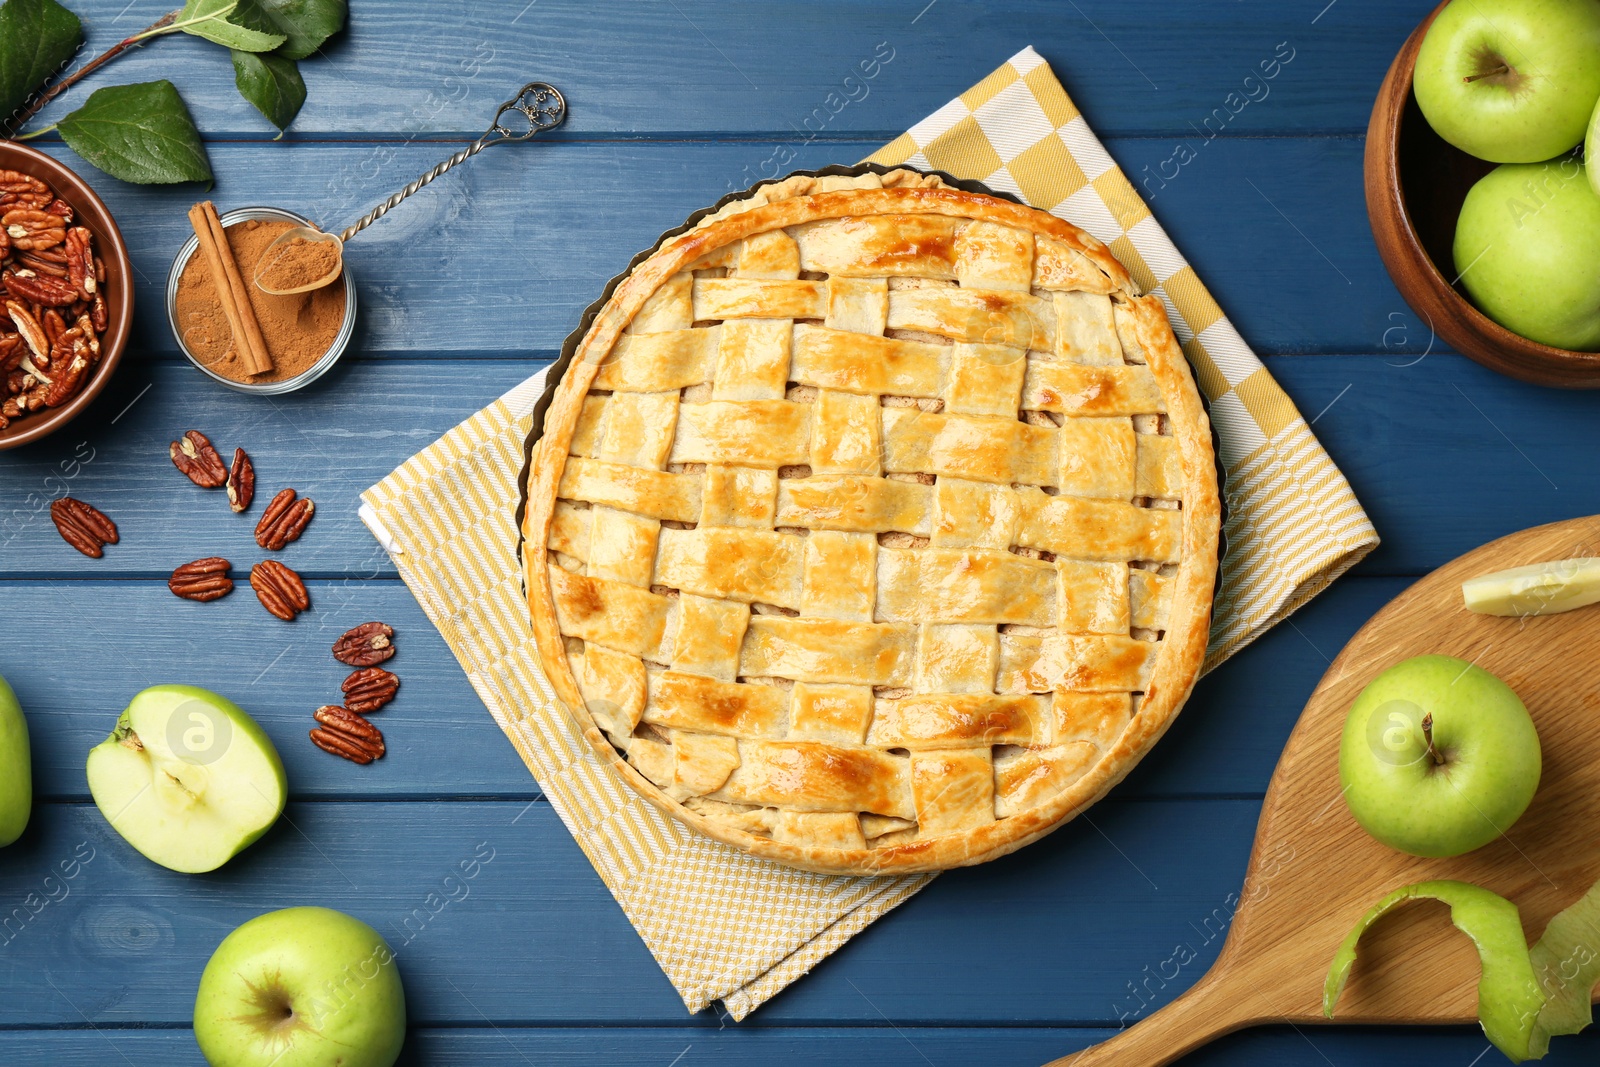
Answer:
254;487;314;549
226;448;255;513
50;497;118;558
169;557;233;602
310;705;385;764
250;560;310;621
170;430;227;488
332;622;395;666
341;668;400;714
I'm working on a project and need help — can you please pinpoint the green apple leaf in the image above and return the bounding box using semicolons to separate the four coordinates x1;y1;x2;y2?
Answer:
177;0;286;53
1530;877;1600;1040
231;49;305;132
0;0;82;122
1324;880;1545;1062
249;0;347;61
56;81;213;185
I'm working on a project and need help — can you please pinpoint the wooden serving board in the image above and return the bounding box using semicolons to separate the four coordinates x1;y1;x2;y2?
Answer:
1052;516;1600;1065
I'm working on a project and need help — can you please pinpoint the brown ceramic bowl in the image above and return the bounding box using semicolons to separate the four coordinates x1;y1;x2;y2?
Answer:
0;141;134;448
1366;1;1600;388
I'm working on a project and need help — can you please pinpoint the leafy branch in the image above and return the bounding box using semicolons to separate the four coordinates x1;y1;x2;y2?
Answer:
0;0;346;184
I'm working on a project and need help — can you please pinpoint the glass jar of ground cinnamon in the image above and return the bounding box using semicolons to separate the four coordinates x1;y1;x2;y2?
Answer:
166;207;356;394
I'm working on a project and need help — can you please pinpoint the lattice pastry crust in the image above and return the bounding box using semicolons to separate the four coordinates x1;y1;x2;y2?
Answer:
523;169;1220;875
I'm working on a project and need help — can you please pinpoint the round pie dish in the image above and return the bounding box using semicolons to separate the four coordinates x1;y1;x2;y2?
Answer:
521;168;1221;876
0;140;134;450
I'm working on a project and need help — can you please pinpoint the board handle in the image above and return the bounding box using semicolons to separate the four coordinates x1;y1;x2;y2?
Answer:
1042;966;1261;1067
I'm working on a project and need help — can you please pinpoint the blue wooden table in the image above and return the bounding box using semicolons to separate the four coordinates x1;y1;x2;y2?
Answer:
3;2;1597;1063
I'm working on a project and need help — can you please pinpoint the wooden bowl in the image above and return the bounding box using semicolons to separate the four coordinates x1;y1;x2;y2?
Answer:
0;141;134;448
1365;1;1600;388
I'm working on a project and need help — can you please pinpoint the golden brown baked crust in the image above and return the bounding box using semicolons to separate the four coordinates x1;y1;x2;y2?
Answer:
523;169;1220;875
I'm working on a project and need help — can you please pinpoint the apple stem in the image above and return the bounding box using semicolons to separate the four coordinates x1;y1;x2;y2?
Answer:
1421;713;1445;767
1464;63;1511;84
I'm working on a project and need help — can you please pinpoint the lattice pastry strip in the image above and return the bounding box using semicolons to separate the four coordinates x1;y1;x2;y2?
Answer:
525;172;1219;876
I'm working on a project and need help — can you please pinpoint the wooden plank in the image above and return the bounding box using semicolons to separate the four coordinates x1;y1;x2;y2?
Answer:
5;355;1592;583
34;134;1401;360
2;1024;1590;1066
31;1;1428;139
2;574;1402;802
0;797;1257;1025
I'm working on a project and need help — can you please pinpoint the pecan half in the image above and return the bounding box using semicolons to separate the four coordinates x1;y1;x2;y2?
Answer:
0;171;51;210
17;251;66;278
169;557;233;602
226;448;255;513
4;268;78;306
42;334;90;408
50;497;117;558
4;300;48;362
2;208;65;251
90;291;107;332
255;488;314;550
44;199;73;224
310;705;386;764
341;668;400;713
250;560;309;621
64;227;94;298
332;622;395;666
170;430;227;488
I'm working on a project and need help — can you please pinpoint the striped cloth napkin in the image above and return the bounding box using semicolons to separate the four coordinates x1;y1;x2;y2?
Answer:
359;45;1377;1020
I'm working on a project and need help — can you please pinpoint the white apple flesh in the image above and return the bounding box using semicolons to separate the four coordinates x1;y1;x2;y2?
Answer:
86;685;286;874
1462;557;1600;616
0;671;30;847
1455;159;1600;351
1413;0;1600;163
194;907;406;1067
1339;655;1540;858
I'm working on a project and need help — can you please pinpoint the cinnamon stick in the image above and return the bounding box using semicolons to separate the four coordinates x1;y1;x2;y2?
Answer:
185;202;273;375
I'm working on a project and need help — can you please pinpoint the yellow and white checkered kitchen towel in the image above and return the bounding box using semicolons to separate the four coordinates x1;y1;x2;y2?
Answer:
360;45;1378;1020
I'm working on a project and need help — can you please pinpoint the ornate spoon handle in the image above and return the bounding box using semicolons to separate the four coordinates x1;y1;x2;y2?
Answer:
337;81;566;243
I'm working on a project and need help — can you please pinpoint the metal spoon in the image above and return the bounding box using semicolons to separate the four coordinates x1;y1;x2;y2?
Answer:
253;82;566;296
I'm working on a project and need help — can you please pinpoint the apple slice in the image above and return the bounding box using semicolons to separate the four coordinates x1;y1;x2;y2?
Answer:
86;685;286;874
1462;558;1600;617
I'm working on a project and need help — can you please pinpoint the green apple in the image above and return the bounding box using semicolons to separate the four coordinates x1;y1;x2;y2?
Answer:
1455;159;1600;351
1588;94;1600;196
194;907;406;1067
1339;655;1540;858
1413;0;1600;163
86;685;286;874
0;670;30;847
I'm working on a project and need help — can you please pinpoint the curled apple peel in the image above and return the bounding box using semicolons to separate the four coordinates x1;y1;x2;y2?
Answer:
1462;558;1600;618
1323;880;1544;1061
1327;876;1600;1062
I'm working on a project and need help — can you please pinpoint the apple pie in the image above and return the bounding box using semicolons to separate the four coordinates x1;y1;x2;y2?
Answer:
522;169;1220;875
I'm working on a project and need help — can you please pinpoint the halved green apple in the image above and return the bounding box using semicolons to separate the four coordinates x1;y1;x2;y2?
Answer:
86;685;286;874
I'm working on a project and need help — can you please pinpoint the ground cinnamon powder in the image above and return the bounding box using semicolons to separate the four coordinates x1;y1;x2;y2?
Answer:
175;219;347;383
258;235;341;292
